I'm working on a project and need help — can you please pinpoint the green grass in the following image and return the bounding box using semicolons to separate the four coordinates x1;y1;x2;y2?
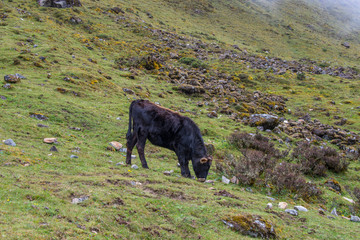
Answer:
1;0;360;239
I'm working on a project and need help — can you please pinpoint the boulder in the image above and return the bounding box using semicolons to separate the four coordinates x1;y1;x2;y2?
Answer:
109;141;123;151
38;0;82;8
249;114;279;130
278;202;288;209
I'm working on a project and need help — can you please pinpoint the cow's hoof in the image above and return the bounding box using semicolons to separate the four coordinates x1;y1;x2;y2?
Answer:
142;165;149;169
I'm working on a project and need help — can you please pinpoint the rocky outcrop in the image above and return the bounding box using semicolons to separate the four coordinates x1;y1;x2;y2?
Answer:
38;0;82;8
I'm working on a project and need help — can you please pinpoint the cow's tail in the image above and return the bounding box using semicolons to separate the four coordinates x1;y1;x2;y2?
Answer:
126;101;136;139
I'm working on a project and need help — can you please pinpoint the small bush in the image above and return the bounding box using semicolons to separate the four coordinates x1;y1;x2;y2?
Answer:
296;72;306;80
228;132;283;159
179;57;207;69
266;162;322;201
292;142;349;177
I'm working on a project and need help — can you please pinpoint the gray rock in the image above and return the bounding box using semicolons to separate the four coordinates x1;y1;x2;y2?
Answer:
119;148;127;153
70;155;79;158
131;164;139;169
285;209;298;216
71;196;88;204
4;139;16;146
3;84;12;89
266;203;273;210
49;146;58;152
331;208;338;216
350;215;360;222
131;155;136;159
222;176;230;184
266;196;276;201
38;0;82;8
163;170;174;176
249;114;280;130
116;162;125;166
294;206;308;212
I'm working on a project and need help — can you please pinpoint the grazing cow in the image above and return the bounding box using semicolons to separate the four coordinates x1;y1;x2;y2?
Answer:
126;100;212;181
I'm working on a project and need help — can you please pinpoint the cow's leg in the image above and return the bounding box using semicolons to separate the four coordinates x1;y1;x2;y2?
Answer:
178;157;191;178
126;132;137;165
136;130;149;169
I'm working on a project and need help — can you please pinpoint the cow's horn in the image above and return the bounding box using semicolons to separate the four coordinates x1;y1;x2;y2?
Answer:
200;158;208;164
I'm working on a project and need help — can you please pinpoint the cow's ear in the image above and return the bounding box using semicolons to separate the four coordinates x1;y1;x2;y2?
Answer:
200;158;208;164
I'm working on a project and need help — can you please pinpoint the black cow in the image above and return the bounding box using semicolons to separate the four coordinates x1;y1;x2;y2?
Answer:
126;100;212;181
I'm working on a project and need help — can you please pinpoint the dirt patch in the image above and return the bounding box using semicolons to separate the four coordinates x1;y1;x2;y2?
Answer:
143;226;161;237
214;190;240;199
143;187;192;200
106;179;132;186
104;197;125;207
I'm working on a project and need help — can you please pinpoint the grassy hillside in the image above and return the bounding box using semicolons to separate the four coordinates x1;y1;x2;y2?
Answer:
1;0;360;239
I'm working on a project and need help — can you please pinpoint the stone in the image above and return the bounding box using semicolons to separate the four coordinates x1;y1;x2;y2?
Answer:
266;197;276;201
38;0;82;8
44;138;57;144
163;170;174;176
49;146;58;152
341;42;350;49
223;214;277;239
109;141;122;151
37;124;49;128
123;88;135;94
116;162;125;166
249;114;279;130
222;176;230;184
278;202;288;209
4;139;16;146
343;197;355;204
131;164;139;169
350;215;360;222
70;155;79;158
266;203;273;210
71;196;88;204
324;179;342;192
0;95;7;100
294;206;308;212
205;180;215;184
119;148;127;153
285;209;298;216
230;176;238;184
331;208;338;216
30;113;48;120
4;74;25;83
3;83;12;89
207;111;218;118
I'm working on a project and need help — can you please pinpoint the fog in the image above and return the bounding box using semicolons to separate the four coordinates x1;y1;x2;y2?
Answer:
251;0;360;34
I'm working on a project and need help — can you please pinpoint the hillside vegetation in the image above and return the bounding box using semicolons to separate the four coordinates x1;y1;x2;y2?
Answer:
0;0;360;239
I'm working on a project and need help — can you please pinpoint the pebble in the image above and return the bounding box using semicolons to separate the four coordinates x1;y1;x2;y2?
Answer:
285;209;298;216
131;155;136;159
4;139;16;146
163;170;174;176
350;215;360;222
119;148;127;152
205;180;215;184
71;196;89;204
131;164;139;169
266;203;273;210
278;202;288;209
3;83;12;89
109;141;122;151
294;206;308;212
222;176;230;184
331;208;338;216
70;155;79;158
44;138;57;144
343;197;355;204
266;196;276;201
116;162;125;166
49;146;58;152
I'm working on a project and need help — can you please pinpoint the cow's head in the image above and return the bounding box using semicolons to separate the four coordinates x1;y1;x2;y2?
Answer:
194;156;212;182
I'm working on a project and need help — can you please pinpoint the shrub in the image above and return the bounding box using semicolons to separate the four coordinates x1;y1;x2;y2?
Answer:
292;142;349;177
296;72;306;80
266;162;322;201
179;57;207;69
228;132;284;159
